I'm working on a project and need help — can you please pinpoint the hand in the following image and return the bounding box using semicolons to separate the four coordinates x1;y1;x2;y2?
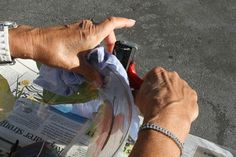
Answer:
130;67;198;157
135;67;198;141
9;17;136;86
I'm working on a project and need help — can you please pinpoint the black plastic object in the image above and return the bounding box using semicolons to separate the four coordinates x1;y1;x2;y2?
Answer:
113;41;137;70
113;41;143;90
10;142;59;157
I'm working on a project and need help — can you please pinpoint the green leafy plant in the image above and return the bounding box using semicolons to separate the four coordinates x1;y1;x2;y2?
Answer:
0;74;16;120
0;72;98;122
40;83;98;104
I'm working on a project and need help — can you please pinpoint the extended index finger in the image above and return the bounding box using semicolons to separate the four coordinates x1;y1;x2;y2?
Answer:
98;17;136;30
95;17;136;45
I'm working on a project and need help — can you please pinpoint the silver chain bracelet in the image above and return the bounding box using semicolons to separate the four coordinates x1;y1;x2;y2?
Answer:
139;123;184;156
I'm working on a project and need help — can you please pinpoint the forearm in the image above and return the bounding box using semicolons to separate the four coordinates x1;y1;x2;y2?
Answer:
129;113;191;157
8;26;37;59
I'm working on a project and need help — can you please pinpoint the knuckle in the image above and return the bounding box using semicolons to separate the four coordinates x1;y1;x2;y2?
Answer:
172;71;179;78
192;90;198;101
169;71;180;81
153;67;165;73
107;16;116;28
192;90;197;95
84;20;93;26
77;20;89;27
182;80;189;86
85;19;92;23
107;16;116;23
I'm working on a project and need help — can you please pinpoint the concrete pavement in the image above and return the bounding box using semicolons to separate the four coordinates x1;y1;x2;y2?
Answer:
1;0;236;150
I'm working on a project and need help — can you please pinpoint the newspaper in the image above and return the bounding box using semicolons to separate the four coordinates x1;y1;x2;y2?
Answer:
0;98;90;157
0;59;42;101
0;59;39;90
0;59;100;157
0;59;133;157
183;135;236;157
0;59;94;156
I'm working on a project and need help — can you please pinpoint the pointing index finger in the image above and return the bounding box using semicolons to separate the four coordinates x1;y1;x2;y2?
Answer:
101;17;136;29
96;17;136;43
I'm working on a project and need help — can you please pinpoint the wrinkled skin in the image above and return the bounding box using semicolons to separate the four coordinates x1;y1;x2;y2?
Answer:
136;67;198;125
129;67;198;157
9;17;136;87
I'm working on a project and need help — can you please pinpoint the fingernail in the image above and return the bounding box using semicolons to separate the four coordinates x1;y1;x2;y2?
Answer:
129;19;136;23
